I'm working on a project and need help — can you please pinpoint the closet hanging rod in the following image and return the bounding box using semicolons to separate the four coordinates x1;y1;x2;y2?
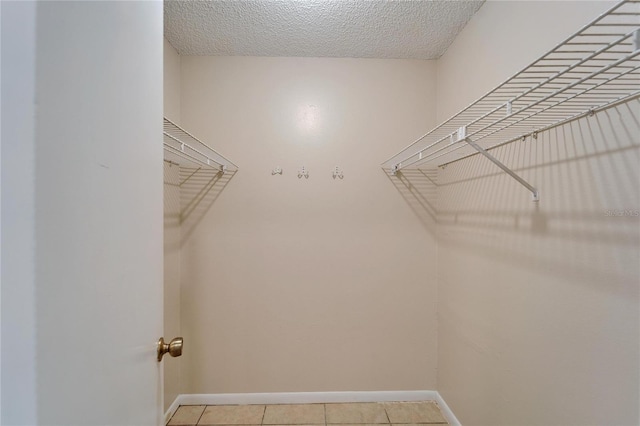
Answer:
381;0;635;167
383;42;639;169
399;64;639;171
417;90;640;168
381;0;639;176
401;60;640;170
164;132;224;168
163;143;224;171
440;91;640;168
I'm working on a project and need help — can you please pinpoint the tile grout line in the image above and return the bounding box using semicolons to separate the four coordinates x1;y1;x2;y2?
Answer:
195;405;207;426
324;403;327;426
383;403;392;426
261;404;267;426
165;405;177;426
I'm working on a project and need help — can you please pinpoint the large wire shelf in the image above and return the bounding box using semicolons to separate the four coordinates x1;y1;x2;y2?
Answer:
163;117;239;173
381;0;640;201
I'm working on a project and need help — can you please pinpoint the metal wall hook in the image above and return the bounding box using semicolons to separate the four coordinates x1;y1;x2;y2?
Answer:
298;166;309;179
272;166;283;175
332;166;344;179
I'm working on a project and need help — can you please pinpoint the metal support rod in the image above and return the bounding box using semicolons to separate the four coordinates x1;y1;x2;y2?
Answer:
179;167;202;187
465;138;539;202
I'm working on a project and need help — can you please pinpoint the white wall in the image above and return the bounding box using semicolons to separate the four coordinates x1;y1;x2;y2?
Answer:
164;37;183;412
178;56;439;393
1;2;38;424
436;2;639;425
2;1;164;424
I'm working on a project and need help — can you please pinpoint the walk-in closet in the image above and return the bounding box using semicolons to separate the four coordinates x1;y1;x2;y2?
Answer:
161;1;640;424
1;1;638;425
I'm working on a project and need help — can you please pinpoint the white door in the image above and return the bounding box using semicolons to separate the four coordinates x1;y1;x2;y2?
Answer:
1;1;164;424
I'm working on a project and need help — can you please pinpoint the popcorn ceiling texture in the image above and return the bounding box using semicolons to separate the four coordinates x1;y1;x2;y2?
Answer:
164;0;484;59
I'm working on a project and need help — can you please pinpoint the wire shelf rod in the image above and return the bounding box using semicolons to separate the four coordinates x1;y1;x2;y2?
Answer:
422;90;640;169
164;132;224;168
381;18;637;165
163;144;217;170
407;92;640;169
163;117;239;170
401;70;639;170
397;49;640;170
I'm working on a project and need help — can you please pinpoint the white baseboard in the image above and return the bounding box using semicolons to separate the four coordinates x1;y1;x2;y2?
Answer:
164;391;459;425
435;392;461;426
164;395;184;425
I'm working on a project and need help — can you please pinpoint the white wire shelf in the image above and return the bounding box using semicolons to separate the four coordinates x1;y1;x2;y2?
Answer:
163;117;239;173
382;0;640;201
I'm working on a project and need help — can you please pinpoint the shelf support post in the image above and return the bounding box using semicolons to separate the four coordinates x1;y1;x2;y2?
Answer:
465;138;539;202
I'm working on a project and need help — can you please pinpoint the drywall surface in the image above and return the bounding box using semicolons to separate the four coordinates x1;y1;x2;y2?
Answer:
32;2;164;424
436;2;639;425
164;37;182;412
179;56;439;393
1;2;38;423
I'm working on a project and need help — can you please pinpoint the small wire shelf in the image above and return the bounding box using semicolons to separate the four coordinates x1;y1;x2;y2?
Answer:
163;117;239;173
382;0;640;199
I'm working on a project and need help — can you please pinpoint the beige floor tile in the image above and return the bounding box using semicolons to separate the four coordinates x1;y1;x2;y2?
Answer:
198;405;265;425
326;403;389;424
262;404;325;425
384;402;447;424
329;424;388;426
168;405;206;426
391;423;447;426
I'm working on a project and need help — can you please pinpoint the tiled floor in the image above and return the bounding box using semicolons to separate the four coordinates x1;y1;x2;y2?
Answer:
167;402;448;426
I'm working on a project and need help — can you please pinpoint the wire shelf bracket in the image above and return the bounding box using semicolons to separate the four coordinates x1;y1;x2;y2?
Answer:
381;0;640;202
465;137;539;202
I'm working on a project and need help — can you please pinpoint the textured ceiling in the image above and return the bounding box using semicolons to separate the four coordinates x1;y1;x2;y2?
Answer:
164;1;484;59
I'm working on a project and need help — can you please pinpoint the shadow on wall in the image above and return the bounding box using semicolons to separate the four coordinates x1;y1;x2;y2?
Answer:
435;100;639;295
384;168;439;239
385;100;639;295
164;163;237;244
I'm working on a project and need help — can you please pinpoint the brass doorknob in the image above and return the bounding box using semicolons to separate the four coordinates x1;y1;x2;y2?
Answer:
157;337;183;362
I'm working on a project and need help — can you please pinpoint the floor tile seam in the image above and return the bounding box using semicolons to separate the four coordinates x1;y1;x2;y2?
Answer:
383;406;391;426
195;404;208;426
324;403;327;426
261;404;267;426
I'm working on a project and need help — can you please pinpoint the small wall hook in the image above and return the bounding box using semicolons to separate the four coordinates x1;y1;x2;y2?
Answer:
298;166;309;179
332;166;344;179
272;166;283;175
